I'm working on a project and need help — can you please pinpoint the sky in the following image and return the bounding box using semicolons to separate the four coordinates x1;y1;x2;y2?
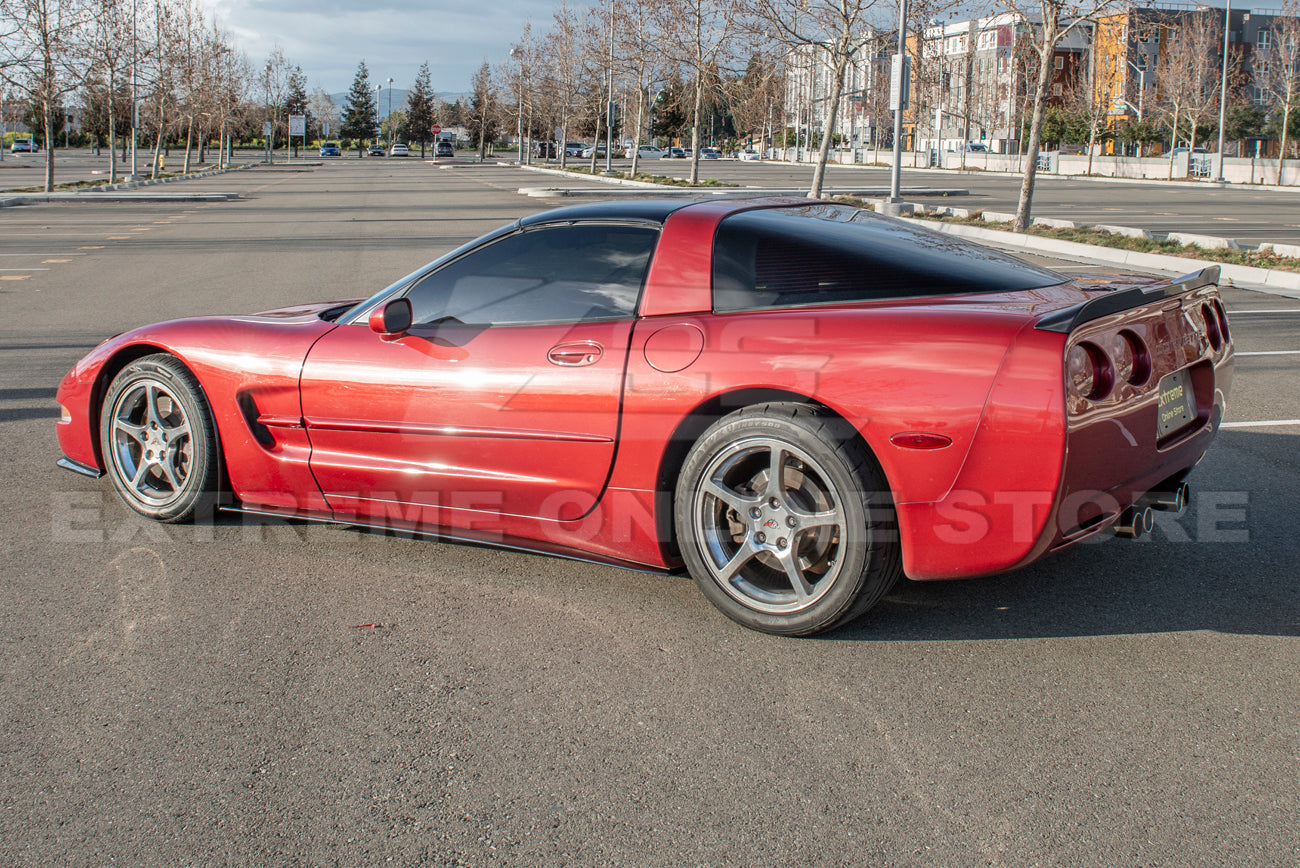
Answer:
205;0;553;98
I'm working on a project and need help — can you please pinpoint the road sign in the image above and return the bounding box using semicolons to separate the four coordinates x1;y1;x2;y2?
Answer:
430;124;441;135
289;114;306;136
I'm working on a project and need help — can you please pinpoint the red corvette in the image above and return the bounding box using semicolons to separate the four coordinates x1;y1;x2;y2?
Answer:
56;198;1233;635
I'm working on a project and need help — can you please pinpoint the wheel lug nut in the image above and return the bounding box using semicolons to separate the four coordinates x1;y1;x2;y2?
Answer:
749;507;761;519
786;516;798;527
777;537;787;549
769;497;780;509
755;532;767;544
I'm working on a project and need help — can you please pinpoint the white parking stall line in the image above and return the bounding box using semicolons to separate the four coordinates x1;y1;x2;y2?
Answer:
1221;419;1300;428
0;268;50;271
1236;351;1300;356
1226;309;1300;314
0;252;87;257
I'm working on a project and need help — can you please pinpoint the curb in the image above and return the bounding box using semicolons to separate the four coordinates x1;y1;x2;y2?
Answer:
0;163;254;206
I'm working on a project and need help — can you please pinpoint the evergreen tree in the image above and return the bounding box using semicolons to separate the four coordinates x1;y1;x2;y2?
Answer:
341;60;378;155
286;65;308;156
407;62;436;158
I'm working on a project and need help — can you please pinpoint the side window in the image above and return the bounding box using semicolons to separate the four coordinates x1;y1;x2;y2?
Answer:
403;224;658;326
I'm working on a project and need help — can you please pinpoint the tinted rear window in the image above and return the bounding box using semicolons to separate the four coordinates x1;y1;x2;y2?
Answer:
712;204;1064;312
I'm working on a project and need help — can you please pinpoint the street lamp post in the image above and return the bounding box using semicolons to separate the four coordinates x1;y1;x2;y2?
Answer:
1216;0;1231;181
1126;59;1146;121
889;0;910;201
510;46;524;164
374;83;382;152
387;76;393;156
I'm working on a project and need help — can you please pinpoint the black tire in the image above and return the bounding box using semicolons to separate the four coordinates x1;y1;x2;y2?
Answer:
674;403;901;636
99;354;219;523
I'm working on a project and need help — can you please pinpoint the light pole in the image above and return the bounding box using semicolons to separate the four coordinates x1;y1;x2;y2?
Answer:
374;82;382;151
1125;58;1146;122
386;76;393;155
265;61;272;164
510;46;524;164
1215;0;1231;181
889;0;910;201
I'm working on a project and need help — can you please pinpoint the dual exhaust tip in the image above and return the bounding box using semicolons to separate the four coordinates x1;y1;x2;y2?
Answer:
1111;482;1189;539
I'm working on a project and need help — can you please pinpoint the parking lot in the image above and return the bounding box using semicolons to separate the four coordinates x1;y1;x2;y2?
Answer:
1;159;1296;865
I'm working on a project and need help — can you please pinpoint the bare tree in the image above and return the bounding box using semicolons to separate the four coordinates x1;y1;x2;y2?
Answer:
1154;8;1221;172
648;0;739;185
1258;0;1300;175
998;0;1121;231
84;0;131;182
744;0;882;196
0;0;97;191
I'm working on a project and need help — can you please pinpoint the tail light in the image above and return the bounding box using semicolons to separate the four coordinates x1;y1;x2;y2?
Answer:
1067;342;1112;401
1201;303;1223;352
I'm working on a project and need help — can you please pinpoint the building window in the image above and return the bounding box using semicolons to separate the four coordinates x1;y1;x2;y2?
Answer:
1258;30;1271;50
1052;83;1063;96
1054;56;1064;69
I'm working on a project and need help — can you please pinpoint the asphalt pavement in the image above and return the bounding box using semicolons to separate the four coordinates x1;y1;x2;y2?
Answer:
1;158;1296;865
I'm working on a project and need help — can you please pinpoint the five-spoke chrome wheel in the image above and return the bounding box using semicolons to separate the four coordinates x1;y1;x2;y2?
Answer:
695;437;846;614
675;403;900;636
100;355;218;522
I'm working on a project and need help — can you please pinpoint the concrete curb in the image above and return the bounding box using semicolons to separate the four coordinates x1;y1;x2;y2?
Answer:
898;215;1300;298
0;163;253;206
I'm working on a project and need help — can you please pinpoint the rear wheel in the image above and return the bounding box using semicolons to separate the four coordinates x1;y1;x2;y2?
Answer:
674;403;901;636
99;354;219;523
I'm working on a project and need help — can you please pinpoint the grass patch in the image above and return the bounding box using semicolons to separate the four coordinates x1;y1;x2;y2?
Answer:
833;196;1300;273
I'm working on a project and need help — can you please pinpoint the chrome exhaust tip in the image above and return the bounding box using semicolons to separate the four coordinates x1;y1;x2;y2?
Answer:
1112;505;1155;538
1148;482;1189;513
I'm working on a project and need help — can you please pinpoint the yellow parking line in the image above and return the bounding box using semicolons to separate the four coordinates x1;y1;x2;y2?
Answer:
106;236;131;240
79;246;105;250
0;275;30;281
42;259;70;263
152;221;171;225
130;227;151;232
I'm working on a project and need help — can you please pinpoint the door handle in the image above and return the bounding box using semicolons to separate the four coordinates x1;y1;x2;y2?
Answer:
547;341;604;366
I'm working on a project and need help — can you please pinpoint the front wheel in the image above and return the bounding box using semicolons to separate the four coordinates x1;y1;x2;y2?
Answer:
99;354;219;523
674;404;901;636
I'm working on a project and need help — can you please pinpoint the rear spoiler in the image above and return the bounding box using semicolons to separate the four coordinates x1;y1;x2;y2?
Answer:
1035;266;1220;334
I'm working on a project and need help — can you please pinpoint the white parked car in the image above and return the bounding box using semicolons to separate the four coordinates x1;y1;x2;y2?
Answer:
633;145;665;159
389;143;410;157
738;149;762;161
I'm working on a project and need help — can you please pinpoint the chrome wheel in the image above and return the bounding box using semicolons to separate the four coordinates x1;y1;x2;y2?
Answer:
675;403;901;636
100;355;218;523
695;436;847;614
109;379;194;509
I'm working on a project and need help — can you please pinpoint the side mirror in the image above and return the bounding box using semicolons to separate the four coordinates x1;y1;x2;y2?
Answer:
369;298;412;339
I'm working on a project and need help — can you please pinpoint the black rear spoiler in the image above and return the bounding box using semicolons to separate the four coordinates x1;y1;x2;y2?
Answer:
1035;266;1220;334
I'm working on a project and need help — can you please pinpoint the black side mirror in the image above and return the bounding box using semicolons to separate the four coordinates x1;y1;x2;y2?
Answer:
368;298;412;339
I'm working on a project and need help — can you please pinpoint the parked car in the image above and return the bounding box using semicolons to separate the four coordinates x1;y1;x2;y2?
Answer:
700;147;723;160
534;141;557;158
633;145;665;159
738;149;762;161
564;142;587;157
10;138;37;153
367;143;385;156
580;144;624;158
963;143;987;152
55;198;1233;636
389;143;410;157
435;140;455;158
319;141;341;157
662;147;687;159
1169;147;1208;159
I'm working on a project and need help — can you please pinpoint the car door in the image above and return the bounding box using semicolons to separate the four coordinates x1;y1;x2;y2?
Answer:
299;221;659;533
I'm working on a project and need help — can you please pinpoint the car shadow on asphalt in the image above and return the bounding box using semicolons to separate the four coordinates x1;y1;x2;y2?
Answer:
831;430;1297;642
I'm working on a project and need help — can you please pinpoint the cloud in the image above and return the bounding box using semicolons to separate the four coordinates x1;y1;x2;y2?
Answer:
205;0;551;94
